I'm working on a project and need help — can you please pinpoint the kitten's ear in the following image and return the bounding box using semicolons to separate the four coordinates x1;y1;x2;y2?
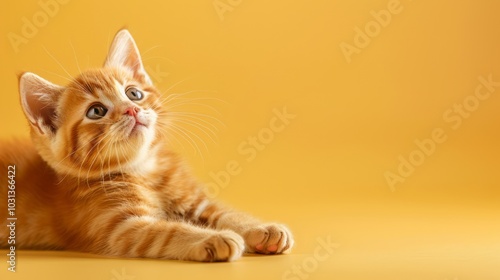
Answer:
19;72;64;135
104;29;152;85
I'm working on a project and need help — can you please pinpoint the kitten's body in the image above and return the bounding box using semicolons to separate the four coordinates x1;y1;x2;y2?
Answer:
0;140;59;248
0;30;293;261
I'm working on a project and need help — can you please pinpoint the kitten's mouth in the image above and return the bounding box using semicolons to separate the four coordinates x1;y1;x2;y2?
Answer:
133;120;146;129
133;120;145;128
127;118;148;135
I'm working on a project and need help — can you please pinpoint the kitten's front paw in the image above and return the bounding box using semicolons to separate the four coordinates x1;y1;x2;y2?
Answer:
243;223;294;254
190;230;245;262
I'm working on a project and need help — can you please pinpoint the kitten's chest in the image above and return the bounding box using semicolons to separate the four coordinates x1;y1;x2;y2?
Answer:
69;175;166;211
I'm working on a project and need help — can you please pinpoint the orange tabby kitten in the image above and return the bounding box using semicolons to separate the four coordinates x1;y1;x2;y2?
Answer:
0;30;293;261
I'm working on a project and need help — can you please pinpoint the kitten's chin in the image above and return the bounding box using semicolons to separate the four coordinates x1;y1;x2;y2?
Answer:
129;123;148;137
123;117;154;138
122;125;156;157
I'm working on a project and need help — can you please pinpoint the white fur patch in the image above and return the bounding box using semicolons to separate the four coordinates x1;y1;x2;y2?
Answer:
192;199;210;220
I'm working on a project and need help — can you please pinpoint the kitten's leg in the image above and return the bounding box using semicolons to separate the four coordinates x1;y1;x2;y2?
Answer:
185;198;294;255
93;215;244;262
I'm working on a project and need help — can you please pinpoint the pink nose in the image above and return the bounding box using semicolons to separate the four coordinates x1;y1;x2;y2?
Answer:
124;107;139;117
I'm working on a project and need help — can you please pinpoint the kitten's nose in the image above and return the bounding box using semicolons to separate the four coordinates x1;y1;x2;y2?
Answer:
124;106;139;117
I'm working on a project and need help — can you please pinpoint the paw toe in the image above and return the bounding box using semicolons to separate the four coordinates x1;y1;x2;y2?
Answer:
193;230;244;262
244;223;294;254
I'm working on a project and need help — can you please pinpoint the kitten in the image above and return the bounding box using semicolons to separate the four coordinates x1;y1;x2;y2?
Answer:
0;30;293;262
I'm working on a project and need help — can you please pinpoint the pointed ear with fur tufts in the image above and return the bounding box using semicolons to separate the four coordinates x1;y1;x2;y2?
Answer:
18;72;64;135
104;29;152;85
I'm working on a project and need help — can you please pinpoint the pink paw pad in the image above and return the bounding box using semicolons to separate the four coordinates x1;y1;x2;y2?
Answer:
267;244;278;252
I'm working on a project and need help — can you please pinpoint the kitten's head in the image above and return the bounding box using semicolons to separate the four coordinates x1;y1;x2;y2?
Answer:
19;30;165;178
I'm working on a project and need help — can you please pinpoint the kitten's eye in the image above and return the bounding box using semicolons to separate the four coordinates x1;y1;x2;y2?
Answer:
86;104;108;119
126;87;143;101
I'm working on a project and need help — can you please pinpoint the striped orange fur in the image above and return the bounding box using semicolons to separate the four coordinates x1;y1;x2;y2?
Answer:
0;30;293;262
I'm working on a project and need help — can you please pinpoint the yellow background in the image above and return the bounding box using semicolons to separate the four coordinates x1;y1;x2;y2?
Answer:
1;0;499;279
